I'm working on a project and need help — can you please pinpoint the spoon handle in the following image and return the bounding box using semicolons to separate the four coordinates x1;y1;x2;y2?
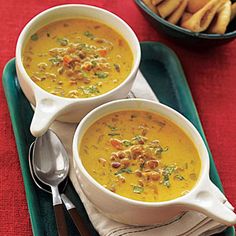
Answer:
52;187;69;236
54;204;69;236
61;194;91;236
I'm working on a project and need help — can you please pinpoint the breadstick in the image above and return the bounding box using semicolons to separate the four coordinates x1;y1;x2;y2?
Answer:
230;2;236;21
180;12;193;24
167;0;189;25
181;0;228;32
151;0;164;6
157;0;181;19
143;0;158;14
208;1;231;34
187;0;210;14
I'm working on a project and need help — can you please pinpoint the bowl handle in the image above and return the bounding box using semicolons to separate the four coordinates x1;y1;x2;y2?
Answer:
30;94;71;137
183;178;236;226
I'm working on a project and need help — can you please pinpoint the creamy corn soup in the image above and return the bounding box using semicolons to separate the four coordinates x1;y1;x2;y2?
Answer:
23;19;133;98
80;111;201;202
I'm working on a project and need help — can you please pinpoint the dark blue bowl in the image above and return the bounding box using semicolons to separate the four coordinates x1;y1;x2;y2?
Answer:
135;0;236;46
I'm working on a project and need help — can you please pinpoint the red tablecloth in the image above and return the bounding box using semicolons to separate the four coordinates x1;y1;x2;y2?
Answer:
0;0;236;235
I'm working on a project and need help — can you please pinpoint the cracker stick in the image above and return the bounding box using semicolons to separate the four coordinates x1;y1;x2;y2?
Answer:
167;0;189;25
151;0;164;6
181;0;228;32
157;0;181;18
230;2;236;21
143;0;158;14
180;12;193;24
187;0;210;14
208;1;231;34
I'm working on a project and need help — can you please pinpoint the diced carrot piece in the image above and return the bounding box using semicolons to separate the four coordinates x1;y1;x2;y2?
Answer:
98;49;107;57
63;55;73;64
110;139;123;150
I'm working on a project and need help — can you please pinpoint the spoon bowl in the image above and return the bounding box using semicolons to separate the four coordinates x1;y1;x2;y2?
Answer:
29;142;68;194
33;130;69;186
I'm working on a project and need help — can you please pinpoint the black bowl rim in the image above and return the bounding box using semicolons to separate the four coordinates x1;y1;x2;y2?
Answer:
135;0;236;39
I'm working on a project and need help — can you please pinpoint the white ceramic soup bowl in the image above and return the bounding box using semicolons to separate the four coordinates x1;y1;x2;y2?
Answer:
16;4;141;137
73;99;236;226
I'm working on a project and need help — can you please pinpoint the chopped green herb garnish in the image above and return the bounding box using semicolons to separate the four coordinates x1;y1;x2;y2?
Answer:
49;57;62;66
163;165;176;175
31;33;38;41
162;165;177;188
107;125;118;131
108;133;120;137
122;140;133;147
82;72;89;78
133;185;144;194
78;43;86;49
154;146;168;155
84;31;94;39
114;63;120;72
91;60;97;67
82;85;100;95
163;146;168;151
133;135;142;142
140;162;145;171
174;175;185;181
57;38;69;46
115;167;132;175
132;135;146;144
163;176;170;188
95;72;109;79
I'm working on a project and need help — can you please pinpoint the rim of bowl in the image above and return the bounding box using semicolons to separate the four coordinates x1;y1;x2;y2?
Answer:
16;4;141;102
73;98;209;207
135;0;236;39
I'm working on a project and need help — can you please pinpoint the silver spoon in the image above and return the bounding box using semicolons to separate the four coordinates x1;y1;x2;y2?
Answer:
30;132;91;236
32;130;69;236
29;142;68;194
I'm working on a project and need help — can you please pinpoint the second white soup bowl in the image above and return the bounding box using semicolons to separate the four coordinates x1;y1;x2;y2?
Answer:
73;99;236;226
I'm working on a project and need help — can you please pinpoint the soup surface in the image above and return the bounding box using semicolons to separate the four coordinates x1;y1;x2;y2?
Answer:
23;19;133;98
80;110;201;202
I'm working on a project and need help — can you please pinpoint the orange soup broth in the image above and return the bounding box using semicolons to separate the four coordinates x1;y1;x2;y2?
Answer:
79;111;201;202
23;18;133;98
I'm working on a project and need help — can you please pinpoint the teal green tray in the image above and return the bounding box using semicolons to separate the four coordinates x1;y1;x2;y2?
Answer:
2;42;234;236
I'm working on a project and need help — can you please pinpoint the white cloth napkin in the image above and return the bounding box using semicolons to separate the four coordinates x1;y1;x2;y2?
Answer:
50;71;231;236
